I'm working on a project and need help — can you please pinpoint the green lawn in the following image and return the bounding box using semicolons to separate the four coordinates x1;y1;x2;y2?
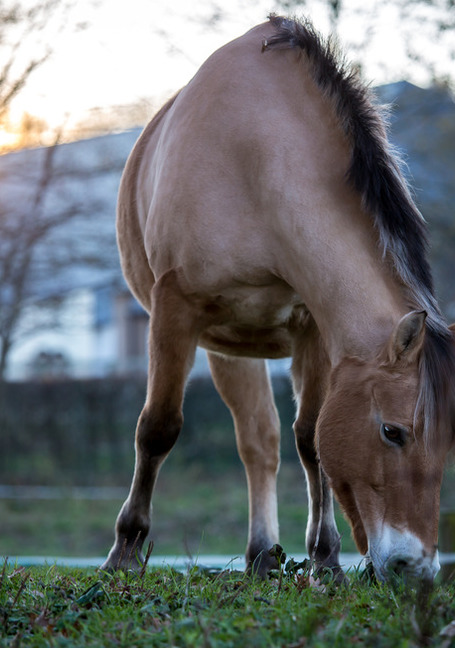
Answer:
3;460;455;647
2;560;455;647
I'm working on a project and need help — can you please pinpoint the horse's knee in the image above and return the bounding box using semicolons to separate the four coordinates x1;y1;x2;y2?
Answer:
136;407;183;458
294;418;317;466
115;498;149;543
237;417;280;472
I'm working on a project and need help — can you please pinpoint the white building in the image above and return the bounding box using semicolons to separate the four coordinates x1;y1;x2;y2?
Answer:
0;129;289;381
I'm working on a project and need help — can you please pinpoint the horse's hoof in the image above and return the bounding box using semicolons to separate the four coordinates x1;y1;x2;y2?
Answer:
246;548;281;579
314;562;348;586
99;546;145;573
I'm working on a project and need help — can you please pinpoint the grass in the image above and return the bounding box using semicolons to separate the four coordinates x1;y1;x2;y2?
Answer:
2;556;455;647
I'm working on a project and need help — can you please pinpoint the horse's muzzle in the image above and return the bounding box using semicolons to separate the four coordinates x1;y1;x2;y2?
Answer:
368;525;439;584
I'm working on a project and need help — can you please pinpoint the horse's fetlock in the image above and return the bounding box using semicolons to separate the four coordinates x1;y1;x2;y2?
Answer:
116;507;150;541
307;526;341;565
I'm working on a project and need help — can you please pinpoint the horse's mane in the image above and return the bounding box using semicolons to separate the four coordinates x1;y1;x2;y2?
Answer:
264;14;455;440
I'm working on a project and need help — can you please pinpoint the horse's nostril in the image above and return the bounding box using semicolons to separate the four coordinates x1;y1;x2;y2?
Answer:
388;557;409;576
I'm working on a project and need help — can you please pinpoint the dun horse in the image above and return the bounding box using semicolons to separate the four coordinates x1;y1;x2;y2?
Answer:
103;15;455;583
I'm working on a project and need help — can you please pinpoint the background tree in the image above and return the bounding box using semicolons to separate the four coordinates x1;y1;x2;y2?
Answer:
0;0;118;380
0;1;86;148
0;0;54;119
0;137;124;380
274;0;455;88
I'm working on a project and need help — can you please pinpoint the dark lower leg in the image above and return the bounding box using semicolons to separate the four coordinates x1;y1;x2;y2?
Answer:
101;408;182;571
291;321;343;580
102;271;200;572
295;421;343;578
244;468;281;578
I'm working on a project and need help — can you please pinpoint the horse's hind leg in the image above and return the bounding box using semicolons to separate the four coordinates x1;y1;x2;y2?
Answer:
292;316;344;581
102;270;201;571
208;353;281;579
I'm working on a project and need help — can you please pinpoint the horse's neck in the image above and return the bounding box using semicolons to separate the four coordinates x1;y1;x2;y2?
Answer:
306;266;403;364
274;197;406;364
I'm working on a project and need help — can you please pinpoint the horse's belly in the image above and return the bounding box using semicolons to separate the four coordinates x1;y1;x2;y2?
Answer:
199;325;293;359
198;290;306;359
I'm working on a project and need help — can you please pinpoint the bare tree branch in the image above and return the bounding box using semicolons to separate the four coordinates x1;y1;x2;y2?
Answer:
0;1;83;121
0;130;123;379
275;0;455;88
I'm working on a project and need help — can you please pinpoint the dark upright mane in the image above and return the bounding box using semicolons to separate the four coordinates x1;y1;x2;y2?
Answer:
263;14;455;439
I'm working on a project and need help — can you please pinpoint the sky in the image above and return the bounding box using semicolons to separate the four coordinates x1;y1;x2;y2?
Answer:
2;0;453;147
4;0;287;141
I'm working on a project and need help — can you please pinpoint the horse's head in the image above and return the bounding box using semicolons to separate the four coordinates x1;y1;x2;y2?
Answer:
317;311;455;583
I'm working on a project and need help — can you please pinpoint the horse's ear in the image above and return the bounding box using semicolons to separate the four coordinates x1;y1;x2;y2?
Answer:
388;310;427;364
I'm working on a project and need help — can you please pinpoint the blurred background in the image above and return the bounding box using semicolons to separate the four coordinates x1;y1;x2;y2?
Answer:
0;0;454;564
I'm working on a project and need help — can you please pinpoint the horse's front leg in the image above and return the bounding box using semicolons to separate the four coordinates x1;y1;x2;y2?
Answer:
292;318;344;581
294;416;343;580
101;271;201;571
208;353;281;579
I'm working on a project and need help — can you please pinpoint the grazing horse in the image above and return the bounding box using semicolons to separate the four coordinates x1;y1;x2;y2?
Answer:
102;15;455;583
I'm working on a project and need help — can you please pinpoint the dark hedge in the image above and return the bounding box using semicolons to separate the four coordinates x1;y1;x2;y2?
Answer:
0;375;297;487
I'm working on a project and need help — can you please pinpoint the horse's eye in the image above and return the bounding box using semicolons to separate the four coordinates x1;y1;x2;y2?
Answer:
380;423;407;448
